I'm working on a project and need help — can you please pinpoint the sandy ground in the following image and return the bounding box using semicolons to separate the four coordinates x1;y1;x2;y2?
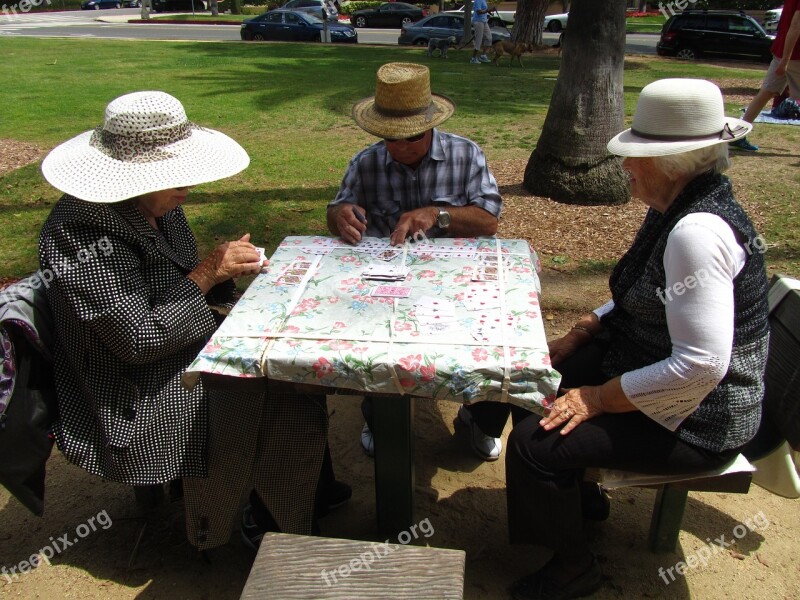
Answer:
1;382;799;599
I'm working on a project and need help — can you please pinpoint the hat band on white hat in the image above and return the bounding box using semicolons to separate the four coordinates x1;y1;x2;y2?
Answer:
630;123;749;143
89;120;197;162
375;101;440;122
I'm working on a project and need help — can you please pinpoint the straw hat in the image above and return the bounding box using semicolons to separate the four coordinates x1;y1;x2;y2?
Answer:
352;63;455;139
607;79;751;157
41;91;250;203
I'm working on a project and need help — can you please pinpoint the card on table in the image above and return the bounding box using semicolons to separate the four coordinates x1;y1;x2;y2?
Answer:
371;285;412;298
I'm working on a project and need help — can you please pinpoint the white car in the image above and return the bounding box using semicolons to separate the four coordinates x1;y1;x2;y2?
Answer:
444;5;514;26
763;6;782;34
543;11;567;33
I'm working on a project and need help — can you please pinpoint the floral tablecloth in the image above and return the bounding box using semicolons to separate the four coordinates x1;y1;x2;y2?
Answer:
184;236;560;413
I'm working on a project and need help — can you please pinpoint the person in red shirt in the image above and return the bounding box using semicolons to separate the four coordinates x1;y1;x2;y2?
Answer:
732;0;800;151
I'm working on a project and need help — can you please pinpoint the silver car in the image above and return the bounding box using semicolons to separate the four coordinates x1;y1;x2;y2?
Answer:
763;7;782;34
281;0;338;22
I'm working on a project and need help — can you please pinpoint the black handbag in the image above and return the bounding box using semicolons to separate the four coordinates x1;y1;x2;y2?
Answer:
0;315;58;516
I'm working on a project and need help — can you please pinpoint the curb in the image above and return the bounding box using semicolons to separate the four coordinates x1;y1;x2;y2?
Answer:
127;18;241;24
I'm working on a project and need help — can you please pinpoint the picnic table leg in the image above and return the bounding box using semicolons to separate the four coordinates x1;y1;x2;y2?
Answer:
372;394;415;539
648;485;688;553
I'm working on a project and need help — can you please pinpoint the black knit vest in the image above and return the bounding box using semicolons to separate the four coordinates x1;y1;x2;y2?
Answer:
601;172;769;452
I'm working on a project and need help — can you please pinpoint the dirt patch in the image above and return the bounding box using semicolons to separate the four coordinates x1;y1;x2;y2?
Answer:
0;139;43;177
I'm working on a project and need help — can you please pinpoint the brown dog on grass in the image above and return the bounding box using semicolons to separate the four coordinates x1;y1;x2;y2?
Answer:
490;41;534;67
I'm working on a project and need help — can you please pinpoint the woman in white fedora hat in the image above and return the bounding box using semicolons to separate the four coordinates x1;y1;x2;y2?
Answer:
505;79;769;599
39;91;329;550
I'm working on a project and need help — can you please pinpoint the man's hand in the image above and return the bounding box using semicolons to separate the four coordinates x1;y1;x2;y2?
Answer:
328;204;367;245
187;233;263;294
390;206;438;246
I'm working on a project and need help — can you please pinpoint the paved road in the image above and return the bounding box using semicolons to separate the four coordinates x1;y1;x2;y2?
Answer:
0;8;658;52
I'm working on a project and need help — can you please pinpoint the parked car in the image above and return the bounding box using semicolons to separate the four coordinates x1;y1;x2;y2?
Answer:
543;11;567;32
398;12;510;46
657;9;775;62
123;0;141;6
763;6;782;33
350;2;424;28
81;0;122;8
241;9;357;43
151;0;206;11
443;5;513;26
281;0;338;23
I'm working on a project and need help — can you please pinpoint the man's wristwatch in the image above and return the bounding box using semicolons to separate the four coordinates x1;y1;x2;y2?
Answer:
436;208;451;230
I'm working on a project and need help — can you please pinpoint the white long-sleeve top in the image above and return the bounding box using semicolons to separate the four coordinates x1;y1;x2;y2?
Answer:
593;212;748;431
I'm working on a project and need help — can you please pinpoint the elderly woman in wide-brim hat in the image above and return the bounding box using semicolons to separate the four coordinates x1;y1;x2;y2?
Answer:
505;79;770;600
39;91;328;550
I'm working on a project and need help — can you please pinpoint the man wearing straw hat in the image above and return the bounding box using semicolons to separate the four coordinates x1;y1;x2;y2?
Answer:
327;62;510;462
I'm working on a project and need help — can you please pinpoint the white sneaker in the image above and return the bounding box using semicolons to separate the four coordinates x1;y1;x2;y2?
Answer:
360;421;375;457
470;57;480;64
455;405;502;461
479;54;491;63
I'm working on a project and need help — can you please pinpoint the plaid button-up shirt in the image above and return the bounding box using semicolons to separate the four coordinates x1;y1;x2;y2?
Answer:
329;128;502;238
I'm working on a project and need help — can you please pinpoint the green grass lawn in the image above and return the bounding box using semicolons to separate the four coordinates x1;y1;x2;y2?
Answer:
1;37;796;280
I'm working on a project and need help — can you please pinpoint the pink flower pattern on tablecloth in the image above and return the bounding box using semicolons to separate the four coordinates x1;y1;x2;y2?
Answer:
185;236;560;412
312;357;333;378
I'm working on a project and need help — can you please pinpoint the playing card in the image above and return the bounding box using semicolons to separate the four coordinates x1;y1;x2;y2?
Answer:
371;285;412;298
377;249;402;261
464;286;502;311
472;267;499;282
362;264;410;281
278;275;302;285
470;313;517;343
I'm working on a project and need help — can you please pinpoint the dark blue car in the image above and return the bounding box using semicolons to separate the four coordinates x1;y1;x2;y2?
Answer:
241;9;358;43
81;0;122;8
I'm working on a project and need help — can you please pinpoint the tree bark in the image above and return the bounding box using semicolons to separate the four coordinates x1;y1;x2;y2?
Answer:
512;0;550;45
462;0;473;47
523;0;629;205
230;0;241;14
210;0;218;16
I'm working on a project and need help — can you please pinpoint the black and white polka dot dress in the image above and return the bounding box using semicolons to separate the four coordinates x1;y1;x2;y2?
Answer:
38;195;231;486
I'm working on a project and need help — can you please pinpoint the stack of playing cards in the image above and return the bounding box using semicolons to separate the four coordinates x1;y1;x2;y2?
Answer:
276;259;313;286
414;296;459;335
362;263;410;281
471;254;504;282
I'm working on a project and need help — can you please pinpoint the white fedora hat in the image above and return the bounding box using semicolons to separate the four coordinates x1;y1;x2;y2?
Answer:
41;91;250;203
607;79;751;157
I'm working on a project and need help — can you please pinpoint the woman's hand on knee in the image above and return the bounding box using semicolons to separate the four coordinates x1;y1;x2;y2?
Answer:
540;386;604;435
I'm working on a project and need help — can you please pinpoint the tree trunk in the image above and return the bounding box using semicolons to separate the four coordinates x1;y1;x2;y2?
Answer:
523;0;629;205
638;0;647;11
512;0;549;45
230;0;241;14
462;0;473;47
140;0;149;19
210;0;218;16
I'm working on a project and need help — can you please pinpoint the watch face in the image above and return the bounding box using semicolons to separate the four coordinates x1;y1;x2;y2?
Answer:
438;209;451;228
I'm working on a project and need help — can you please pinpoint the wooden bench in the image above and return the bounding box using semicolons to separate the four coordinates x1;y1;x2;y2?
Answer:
240;532;465;599
591;274;800;553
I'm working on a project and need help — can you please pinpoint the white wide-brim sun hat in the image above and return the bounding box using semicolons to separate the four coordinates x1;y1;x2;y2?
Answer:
42;91;250;203
607;78;752;157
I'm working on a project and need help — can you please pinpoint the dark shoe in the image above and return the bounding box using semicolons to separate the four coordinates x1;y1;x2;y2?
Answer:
240;504;265;552
580;482;610;522
324;479;353;512
730;136;759;151
511;555;602;600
